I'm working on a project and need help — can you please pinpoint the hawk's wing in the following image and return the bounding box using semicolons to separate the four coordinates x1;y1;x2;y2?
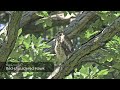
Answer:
61;35;73;56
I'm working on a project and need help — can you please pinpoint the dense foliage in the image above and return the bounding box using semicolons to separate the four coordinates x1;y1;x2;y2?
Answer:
0;11;120;79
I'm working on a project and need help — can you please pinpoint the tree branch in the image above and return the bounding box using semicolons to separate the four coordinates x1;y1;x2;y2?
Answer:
0;11;23;62
20;11;38;27
22;12;76;34
48;16;120;79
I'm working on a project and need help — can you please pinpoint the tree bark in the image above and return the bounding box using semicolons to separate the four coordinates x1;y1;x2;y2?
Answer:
0;11;23;63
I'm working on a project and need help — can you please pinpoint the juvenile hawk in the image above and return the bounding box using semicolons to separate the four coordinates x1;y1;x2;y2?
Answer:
54;31;73;64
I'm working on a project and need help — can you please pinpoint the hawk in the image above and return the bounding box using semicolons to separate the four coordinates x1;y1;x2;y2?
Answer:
54;31;73;64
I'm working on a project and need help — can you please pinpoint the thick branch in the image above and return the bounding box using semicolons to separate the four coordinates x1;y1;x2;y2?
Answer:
21;11;76;30
22;13;76;34
0;11;38;36
20;11;38;27
0;11;39;28
0;11;23;62
48;17;120;79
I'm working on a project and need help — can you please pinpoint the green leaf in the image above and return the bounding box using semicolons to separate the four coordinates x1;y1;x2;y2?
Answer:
23;34;31;49
38;36;42;43
64;11;68;16
36;36;43;47
74;72;80;76
98;12;108;20
21;54;30;62
90;66;99;76
32;34;37;45
9;47;23;59
65;74;73;79
36;11;48;17
9;50;21;59
114;13;120;17
107;57;113;62
97;69;109;76
113;35;120;44
18;28;22;36
18;35;24;45
80;66;89;78
29;47;35;59
84;63;93;67
101;11;109;13
23;72;33;77
35;19;44;25
42;11;48;17
44;18;52;27
41;42;51;48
